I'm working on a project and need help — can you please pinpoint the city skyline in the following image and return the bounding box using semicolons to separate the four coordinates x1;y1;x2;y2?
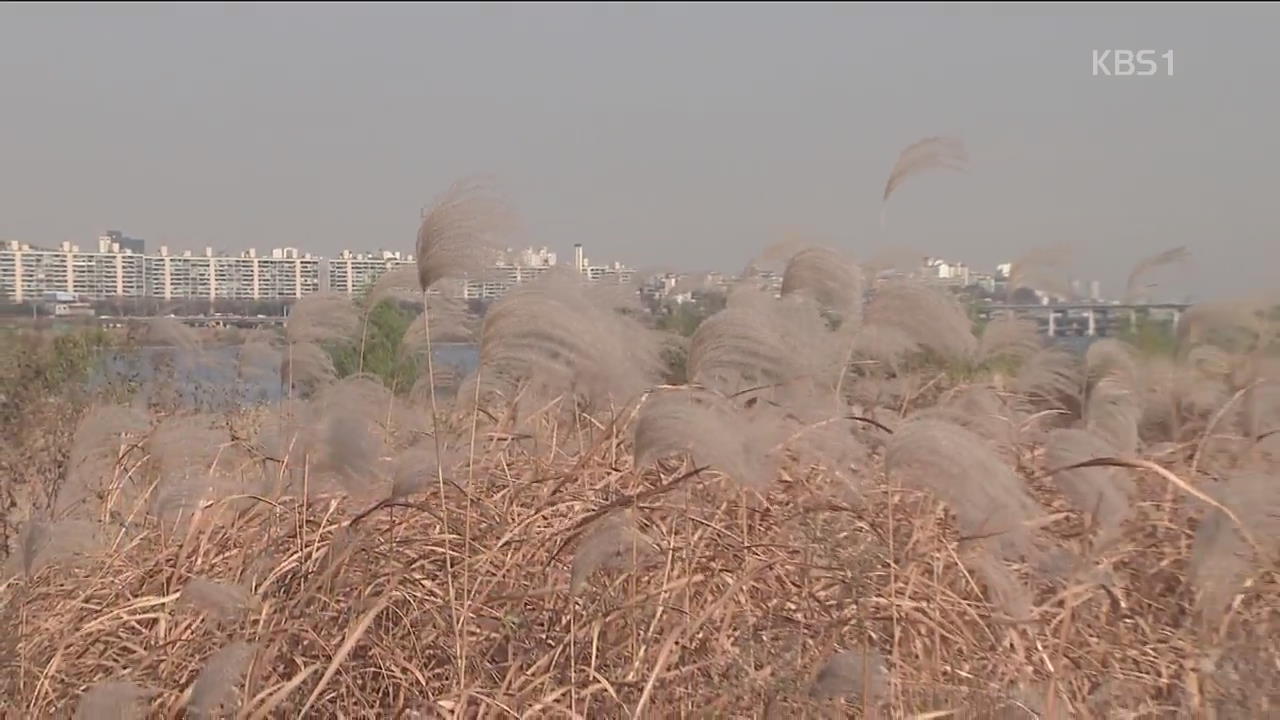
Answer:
3;226;1121;308
0;232;640;304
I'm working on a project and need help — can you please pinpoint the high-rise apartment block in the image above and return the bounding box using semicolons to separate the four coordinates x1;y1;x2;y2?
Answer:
327;249;416;296
2;240;323;302
1;235;634;305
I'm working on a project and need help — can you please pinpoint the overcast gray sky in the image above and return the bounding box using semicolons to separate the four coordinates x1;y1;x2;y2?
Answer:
2;2;1277;301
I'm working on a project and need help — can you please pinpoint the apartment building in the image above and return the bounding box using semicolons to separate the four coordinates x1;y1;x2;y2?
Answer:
458;245;559;300
583;263;634;285
1;240;146;302
2;236;634;305
327;250;416;296
139;246;322;301
459;264;555;299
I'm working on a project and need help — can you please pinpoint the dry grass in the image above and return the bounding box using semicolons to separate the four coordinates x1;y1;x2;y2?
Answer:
3;388;1278;718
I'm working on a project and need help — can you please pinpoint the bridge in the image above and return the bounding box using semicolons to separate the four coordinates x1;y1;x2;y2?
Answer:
975;302;1189;338
95;315;288;329
90;303;1190;338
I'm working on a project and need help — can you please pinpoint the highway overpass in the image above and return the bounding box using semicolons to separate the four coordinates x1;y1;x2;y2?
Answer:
974;302;1189;337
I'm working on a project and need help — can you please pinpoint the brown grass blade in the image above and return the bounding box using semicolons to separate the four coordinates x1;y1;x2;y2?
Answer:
1038;456;1261;554
298;583;395;716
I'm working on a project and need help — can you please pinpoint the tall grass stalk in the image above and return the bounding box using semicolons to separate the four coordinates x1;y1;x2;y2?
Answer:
420;291;464;689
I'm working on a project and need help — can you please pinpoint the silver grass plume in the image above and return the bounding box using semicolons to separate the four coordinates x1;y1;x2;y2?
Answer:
249;402;312;467
400;294;476;353
880;136;968;227
146;414;240;529
308;376;396;497
187;640;255;719
409;364;463;404
1084;377;1142;456
390;442;442;499
1188;471;1280;624
1014;347;1083;412
753;233;819;272
779;392;875;498
74;680;153;720
1235;358;1280;443
282;292;359;394
475;270;665;409
1185;344;1233;378
1177;294;1280;355
10;518;101;578
1085;338;1139;395
1140;354;1228;441
1008;243;1073;302
278;342;337;394
415;176;517;291
285;292;360;346
1169;346;1235;440
1044;428;1135;549
1179;296;1280;448
1125;246;1190;303
570;511;656;593
633;388;782;491
978;315;1042;366
779;245;864;329
845;324;921;374
368;264;422;307
178;577;258;623
966;548;1036;623
810;647;889;704
886;418;1042;561
55;405;151;521
688;285;843;398
236;333;282;388
913;386;1022;464
862;280;977;362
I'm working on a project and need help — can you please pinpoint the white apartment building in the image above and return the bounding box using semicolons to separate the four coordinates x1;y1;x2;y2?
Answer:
1;240;326;303
567;243;634;285
327;250;416;296
1;240;146;302
142;246;322;301
459;264;556;300
924;257;971;287
1;237;634;305
584;263;634;285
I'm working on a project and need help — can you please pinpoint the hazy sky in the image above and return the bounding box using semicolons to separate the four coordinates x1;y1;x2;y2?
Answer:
2;3;1278;301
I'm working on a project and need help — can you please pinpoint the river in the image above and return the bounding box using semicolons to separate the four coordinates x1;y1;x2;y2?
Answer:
92;343;480;410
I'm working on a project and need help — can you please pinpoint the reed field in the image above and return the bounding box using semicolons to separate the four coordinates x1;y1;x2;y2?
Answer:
2;173;1278;719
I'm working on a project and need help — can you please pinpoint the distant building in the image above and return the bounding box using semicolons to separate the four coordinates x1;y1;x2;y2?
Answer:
968;272;997;294
924;257;971;287
99;230;145;255
1;236;632;305
0;240;145;302
327;249;415;296
512;246;557;267
140;245;322;300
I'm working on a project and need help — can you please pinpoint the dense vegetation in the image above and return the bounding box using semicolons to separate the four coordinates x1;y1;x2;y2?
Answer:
2;180;1277;718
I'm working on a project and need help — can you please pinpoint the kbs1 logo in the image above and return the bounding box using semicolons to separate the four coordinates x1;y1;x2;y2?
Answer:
1092;49;1174;77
